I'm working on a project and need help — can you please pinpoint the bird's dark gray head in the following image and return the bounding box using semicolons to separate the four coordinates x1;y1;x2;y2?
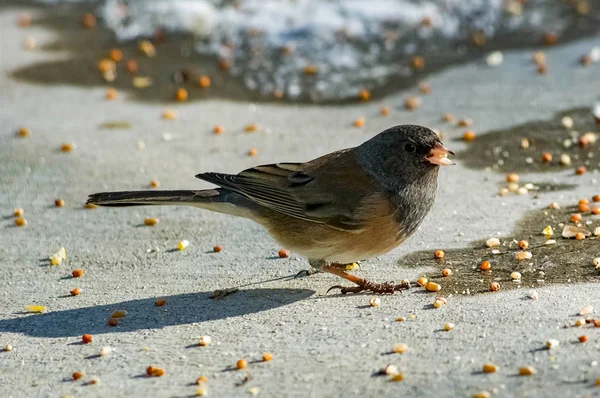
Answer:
355;124;455;190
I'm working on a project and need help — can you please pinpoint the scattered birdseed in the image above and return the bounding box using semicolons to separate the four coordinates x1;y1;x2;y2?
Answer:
82;334;93;344
410;55;425;70
575;232;586;240
353;117;365;127
302;65;318;75
198;76;211;88
198;336;211;346
249;387;260;395
480;261;491;271
60;143;75;153
442;113;454;122
457;118;473;127
213;245;223;253
138;40;156;57
434;250;445;259
88;376;100;385
262;352;273;362
16;127;30;138
575;319;586;327
24;305;46;313
392;343;408;354
85;203;97;209
482;363;497;373
99;346;112;356
380;106;390;116
358;89;371;101
146;366;165;377
13;208;24;217
519;366;536;376
545;339;559;349
162;109;177;120
486;51;503;67
571;214;582;222
510;272;522;281
108;318;118;327
419;83;431;94
110;310;127;318
528;290;539;300
416;277;428;286
541;152;552;163
236;359;247;370
53;199;65;208
462;131;475;141
14;218;27;227
578;335;588;343
195;388;207;396
244;124;258;132
486;238;500;248
144;218;158;226
369;298;381;307
575;166;586;175
132;76;153;88
213;125;224;134
395;317;406;322
518;240;528;250
593;258;600;267
426;282;441;292
72;269;83;278
506;173;519;183
403;97;421;111
72;372;83;380
5;344;13;352
248;148;258;156
155;299;166;306
195;376;208;385
70;288;81;296
542;226;554;236
580;305;593;315
177;240;190;251
561;116;574;129
390;374;404;382
433;298;446;308
384;364;399;375
490;282;501;292
81;12;96;28
278;249;289;258
515;251;532;261
441;268;452;277
175;88;188;102
444;323;454;331
592;208;600;215
105;88;118;100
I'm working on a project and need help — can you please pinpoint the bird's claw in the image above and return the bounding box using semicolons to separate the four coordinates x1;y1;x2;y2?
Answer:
210;287;239;299
326;280;410;295
294;268;321;279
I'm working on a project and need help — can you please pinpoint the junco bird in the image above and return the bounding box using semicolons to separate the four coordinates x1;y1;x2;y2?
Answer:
88;124;454;294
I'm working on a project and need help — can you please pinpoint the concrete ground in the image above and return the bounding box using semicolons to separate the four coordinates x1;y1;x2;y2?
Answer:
1;5;600;398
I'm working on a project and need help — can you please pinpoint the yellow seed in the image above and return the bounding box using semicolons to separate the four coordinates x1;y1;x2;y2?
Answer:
519;366;536;376
369;298;381;307
144;218;158;226
60;143;74;153
510;272;522;280
162;109;177;120
472;392;491;398
14;218;27;227
444;323;454;331
178;240;190;250
542;225;554;236
16;127;30;137
416;277;428;286
149;180;160;188
57;247;67;260
138;40;156;57
85;203;97;209
13;208;24;217
433;299;445;308
49;255;62;266
482;363;497;373
195;388;207;396
392;343;408;354
24;305;46;313
262;352;273;361
390;373;404;382
236;359;247;369
425;282;441;292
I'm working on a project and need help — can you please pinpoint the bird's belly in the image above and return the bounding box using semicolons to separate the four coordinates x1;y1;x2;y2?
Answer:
266;216;404;264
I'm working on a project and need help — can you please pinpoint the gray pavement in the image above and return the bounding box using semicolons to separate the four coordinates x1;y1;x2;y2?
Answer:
1;5;600;398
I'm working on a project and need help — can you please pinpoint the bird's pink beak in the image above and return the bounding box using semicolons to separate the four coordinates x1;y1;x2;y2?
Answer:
426;142;455;166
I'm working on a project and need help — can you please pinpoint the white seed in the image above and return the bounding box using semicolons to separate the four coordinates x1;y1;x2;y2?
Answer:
582;132;597;144
590;47;600;62
369;298;381;307
486;51;503;67
545;339;560;349
595;227;600;236
198;336;212;346
507;182;519;193
561;116;574;129
594;258;600;267
99;346;112;356
498;187;510;196
392;343;408;354
515;251;532;261
579;305;593;315
510;271;522;280
545;239;556;245
560;154;571;166
486;238;501;248
384;364;399;375
527;290;539;300
517;187;528;195
594;103;600;120
249;387;260;395
4;344;13;352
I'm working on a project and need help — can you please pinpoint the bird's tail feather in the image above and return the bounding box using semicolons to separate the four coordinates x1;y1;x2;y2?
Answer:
87;189;223;207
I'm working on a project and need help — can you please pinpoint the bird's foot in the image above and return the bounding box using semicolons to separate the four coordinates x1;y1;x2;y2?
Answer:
295;262;359;279
326;279;411;295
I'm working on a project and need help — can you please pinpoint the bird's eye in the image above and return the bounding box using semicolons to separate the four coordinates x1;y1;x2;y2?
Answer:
404;143;416;153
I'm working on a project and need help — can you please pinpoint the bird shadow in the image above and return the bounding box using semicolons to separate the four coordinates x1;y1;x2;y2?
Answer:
0;288;314;338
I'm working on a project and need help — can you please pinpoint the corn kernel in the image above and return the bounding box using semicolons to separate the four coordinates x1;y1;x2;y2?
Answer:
482;363;497;373
519;366;536;376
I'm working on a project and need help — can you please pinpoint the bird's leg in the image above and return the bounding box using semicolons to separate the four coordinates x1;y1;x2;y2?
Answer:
295;260;359;279
317;262;410;295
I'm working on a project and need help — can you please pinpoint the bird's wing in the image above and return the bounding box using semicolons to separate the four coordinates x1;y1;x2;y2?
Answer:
195;149;377;231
